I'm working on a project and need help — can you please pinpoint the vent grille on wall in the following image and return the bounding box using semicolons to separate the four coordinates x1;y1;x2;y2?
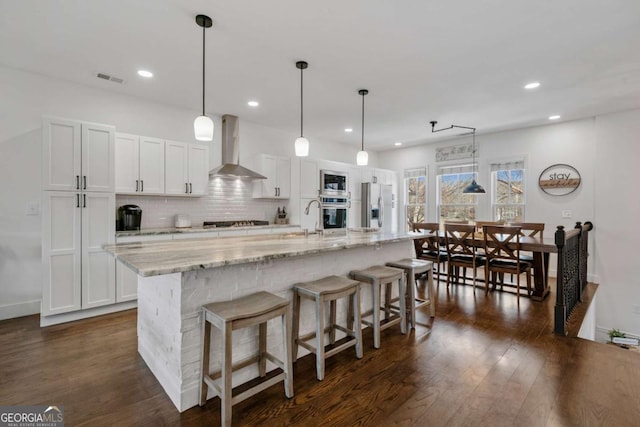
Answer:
96;73;124;84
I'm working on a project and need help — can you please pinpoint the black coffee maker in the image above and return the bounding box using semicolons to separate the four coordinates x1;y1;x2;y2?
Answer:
117;205;142;231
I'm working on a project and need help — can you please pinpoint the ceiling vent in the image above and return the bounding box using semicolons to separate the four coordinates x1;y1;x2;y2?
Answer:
96;73;124;84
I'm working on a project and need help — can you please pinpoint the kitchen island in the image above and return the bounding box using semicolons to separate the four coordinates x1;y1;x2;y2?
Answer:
104;231;415;411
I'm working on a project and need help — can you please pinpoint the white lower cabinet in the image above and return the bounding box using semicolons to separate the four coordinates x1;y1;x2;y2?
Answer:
42;191;115;316
116;259;138;302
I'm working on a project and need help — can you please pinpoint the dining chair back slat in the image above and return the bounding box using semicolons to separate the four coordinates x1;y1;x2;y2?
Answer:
510;222;545;238
411;222;446;278
482;225;532;303
444;223;483;292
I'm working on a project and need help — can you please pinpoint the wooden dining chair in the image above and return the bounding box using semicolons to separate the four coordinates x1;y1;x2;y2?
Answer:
411;222;447;279
482;225;532;303
474;221;502;233
511;222;545;292
444;223;484;293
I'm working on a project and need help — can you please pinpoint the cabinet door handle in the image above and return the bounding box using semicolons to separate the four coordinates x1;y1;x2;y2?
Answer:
83;194;86;208
83;176;87;190
189;183;193;194
185;183;189;194
136;180;139;192
141;180;144;192
76;175;80;190
76;194;80;208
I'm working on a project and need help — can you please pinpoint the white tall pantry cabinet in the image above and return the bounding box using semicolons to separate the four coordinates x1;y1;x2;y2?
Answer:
41;117;116;321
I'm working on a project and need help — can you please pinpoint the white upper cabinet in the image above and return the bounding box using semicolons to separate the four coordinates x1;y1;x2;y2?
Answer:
115;134;165;194
253;154;291;199
300;158;319;199
165;142;209;196
165;141;189;195
139;136;165;194
117;135;207;196
82;123;115;192
115;133;140;193
188;144;209;196
43;118;114;192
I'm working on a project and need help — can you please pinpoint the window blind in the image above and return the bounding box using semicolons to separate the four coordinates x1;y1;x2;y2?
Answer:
437;163;475;175
490;159;524;172
404;167;427;179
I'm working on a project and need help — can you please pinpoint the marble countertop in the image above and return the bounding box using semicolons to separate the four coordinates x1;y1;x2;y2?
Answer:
105;231;417;277
116;223;300;237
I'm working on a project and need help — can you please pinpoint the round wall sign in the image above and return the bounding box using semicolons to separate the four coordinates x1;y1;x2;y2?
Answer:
538;164;581;196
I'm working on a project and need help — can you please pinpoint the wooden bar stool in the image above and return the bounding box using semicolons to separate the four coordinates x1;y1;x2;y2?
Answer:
386;259;435;329
292;275;363;381
199;291;293;427
349;266;406;349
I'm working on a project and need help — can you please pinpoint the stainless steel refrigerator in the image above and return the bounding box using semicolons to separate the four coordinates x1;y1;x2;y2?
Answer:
361;182;393;231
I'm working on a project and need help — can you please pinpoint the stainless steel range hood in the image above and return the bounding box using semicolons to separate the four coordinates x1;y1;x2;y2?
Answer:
209;114;266;180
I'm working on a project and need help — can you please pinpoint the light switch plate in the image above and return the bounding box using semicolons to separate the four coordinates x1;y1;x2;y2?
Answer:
562;210;572;218
26;201;40;216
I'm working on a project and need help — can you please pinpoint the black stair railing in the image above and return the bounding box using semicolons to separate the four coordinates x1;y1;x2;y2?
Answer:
554;221;593;335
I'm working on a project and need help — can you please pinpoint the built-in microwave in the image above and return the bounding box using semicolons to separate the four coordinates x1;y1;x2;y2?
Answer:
320;170;349;197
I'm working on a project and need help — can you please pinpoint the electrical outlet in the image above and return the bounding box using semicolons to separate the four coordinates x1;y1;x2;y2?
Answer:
562;210;572;218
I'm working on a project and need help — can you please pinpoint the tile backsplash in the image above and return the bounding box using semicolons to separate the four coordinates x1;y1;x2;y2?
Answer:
117;177;286;229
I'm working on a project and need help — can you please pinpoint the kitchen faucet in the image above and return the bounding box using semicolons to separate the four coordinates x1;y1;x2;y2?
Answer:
304;198;321;215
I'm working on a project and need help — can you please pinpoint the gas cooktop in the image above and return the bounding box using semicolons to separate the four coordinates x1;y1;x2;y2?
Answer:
203;220;270;228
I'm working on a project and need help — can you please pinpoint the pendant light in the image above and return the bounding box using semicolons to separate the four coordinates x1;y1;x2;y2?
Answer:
430;121;485;194
294;61;309;157
194;14;214;141
356;89;369;166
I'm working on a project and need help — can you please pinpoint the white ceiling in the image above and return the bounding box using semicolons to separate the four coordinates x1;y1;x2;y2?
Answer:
2;0;640;149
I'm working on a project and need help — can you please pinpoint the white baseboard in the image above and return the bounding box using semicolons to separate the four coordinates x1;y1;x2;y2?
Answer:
596;325;640;344
0;300;41;321
40;301;137;326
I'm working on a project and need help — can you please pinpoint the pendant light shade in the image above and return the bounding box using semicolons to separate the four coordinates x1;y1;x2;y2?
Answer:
463;179;486;194
357;89;369;166
295;61;309;157
430;120;485;194
295;137;309;157
194;14;213;142
194;115;214;141
356;150;369;166
462;129;485;194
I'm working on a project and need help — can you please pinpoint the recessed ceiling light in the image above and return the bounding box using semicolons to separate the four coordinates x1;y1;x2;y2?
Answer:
247;100;259;107
344;128;353;133
524;81;540;89
394;142;402;146
137;70;153;78
549;115;561;120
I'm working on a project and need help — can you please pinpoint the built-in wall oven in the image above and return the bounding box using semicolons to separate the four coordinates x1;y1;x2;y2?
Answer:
320;170;349;197
320;195;349;235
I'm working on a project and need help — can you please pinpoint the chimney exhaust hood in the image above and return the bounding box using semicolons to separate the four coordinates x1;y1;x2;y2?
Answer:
209;114;266;180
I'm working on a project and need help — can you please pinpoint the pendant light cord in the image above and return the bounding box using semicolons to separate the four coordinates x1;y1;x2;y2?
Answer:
202;25;206;116
300;67;304;137
361;92;365;151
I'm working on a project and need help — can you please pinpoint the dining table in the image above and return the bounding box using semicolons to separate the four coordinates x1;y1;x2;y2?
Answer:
413;230;557;301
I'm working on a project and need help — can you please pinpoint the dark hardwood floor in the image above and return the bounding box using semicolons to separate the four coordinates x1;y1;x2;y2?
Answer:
1;278;639;426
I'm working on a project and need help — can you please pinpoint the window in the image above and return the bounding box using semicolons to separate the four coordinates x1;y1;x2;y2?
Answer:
437;163;477;225
491;160;525;222
404;167;427;231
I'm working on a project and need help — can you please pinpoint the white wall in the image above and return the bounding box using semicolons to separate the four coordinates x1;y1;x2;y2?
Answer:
379;112;640;340
0;65;372;319
593;109;640;340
